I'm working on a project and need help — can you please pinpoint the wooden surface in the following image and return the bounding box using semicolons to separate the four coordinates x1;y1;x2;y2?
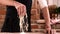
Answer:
0;32;60;34
0;32;43;34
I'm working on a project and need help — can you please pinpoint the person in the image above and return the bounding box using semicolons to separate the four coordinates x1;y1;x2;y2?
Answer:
37;0;51;31
38;0;60;24
37;0;60;31
0;0;32;32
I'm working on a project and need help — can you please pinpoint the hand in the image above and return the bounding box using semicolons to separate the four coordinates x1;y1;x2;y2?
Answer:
45;24;51;30
15;3;26;17
50;19;60;25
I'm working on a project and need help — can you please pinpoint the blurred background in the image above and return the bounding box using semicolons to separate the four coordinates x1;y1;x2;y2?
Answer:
0;0;60;33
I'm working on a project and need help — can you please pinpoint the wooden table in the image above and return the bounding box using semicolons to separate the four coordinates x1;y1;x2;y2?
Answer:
0;32;44;34
0;32;60;34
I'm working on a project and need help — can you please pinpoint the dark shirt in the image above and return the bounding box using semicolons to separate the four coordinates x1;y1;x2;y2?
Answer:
1;0;32;32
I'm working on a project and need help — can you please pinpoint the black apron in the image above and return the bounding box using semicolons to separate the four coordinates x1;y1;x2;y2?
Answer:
1;0;32;32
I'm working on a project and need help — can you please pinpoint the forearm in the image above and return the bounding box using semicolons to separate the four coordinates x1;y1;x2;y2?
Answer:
0;0;20;7
42;7;50;25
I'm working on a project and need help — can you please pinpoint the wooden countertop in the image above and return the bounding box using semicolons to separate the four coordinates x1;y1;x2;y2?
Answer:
0;32;44;34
